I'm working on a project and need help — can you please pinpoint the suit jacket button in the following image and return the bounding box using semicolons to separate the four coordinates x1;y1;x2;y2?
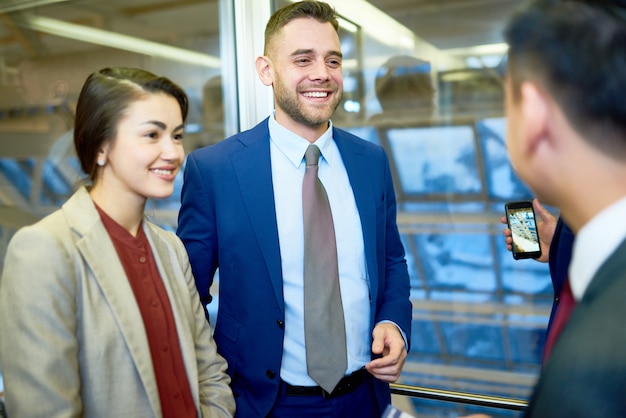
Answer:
276;319;284;329
266;370;276;379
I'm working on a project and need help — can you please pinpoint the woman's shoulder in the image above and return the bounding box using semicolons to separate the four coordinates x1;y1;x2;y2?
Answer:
11;208;68;245
144;221;184;248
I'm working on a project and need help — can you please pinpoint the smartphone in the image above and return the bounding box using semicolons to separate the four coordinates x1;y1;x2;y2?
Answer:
504;201;542;260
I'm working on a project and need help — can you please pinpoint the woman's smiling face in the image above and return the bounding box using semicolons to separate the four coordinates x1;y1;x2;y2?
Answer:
98;92;185;204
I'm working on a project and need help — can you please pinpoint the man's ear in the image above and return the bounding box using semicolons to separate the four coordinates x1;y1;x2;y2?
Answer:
519;81;550;153
255;55;274;87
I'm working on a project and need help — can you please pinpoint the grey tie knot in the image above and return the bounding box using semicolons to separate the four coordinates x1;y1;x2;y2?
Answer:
305;144;321;167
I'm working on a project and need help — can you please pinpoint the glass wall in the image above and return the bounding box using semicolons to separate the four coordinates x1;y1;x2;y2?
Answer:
0;1;552;416
0;0;226;237
0;0;230;400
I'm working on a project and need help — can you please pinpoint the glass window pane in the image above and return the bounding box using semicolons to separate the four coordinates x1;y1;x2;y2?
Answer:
0;0;227;234
329;1;551;415
388;125;481;195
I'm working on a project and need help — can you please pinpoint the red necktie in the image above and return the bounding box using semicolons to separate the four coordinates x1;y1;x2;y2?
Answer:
543;278;576;363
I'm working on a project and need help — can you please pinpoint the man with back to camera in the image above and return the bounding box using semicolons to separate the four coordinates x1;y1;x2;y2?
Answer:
176;1;412;417
465;0;626;416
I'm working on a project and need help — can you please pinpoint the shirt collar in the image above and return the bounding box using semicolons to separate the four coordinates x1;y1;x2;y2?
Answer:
268;112;335;168
569;196;626;300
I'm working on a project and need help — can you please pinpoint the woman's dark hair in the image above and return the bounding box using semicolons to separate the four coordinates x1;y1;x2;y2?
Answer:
74;67;188;181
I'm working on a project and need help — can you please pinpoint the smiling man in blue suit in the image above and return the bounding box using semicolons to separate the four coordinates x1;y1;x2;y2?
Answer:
177;2;412;417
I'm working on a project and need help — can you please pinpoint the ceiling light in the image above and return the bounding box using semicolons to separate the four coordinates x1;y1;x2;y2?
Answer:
0;0;69;14
445;43;509;57
20;14;221;68
287;0;415;50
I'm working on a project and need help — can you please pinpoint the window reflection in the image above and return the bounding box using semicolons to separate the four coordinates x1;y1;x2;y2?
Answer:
388;125;481;195
0;0;224;236
479;117;534;199
331;3;551;415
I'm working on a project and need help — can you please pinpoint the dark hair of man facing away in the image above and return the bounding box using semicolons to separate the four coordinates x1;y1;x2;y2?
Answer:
263;0;339;55
505;0;626;159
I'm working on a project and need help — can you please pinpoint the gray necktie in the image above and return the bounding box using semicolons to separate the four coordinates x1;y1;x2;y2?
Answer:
302;144;347;393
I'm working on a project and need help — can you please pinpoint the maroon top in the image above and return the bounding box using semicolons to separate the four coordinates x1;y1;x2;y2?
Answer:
97;205;196;418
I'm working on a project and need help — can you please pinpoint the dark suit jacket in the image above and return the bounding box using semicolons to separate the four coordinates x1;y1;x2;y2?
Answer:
525;238;626;417
177;118;412;417
547;218;575;332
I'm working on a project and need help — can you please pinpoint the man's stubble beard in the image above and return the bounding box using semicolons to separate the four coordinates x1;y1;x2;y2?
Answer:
274;78;342;128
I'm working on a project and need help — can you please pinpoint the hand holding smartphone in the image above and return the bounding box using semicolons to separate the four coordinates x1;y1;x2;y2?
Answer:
504;201;542;260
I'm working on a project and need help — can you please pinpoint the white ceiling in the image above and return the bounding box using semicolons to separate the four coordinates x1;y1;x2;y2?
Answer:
369;0;525;50
0;0;526;62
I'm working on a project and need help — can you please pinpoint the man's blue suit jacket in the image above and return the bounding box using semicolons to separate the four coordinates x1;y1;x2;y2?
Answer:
177;118;412;417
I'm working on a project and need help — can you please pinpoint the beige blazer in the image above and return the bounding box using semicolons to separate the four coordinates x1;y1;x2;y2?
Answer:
0;187;235;417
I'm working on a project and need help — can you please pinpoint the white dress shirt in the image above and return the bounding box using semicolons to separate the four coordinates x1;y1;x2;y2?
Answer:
267;114;371;386
569;196;626;301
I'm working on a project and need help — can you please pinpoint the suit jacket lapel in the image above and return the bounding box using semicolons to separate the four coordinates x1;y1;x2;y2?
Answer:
580;238;626;304
145;225;200;402
145;225;192;348
64;188;160;415
231;121;284;310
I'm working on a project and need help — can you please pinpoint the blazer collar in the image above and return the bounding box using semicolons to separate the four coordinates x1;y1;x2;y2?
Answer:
63;187;162;415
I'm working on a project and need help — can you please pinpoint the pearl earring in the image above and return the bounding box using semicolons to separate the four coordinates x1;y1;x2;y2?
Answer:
97;159;105;167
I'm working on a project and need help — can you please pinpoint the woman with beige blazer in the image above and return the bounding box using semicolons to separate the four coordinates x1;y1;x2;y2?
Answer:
0;67;235;417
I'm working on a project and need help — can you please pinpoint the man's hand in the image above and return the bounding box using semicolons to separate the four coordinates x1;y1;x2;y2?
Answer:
501;198;557;263
365;322;407;382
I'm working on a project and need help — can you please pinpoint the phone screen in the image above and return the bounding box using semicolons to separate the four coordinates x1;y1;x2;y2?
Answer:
505;201;542;259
